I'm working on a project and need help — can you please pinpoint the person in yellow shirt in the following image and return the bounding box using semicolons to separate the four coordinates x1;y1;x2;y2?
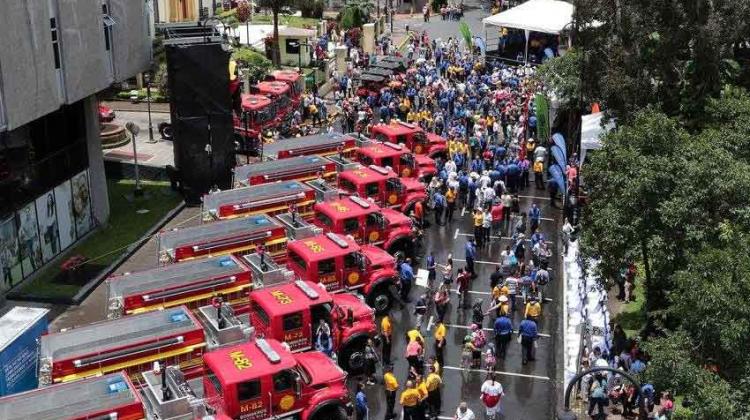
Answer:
433;322;446;367
383;365;399;419
473;209;484;247
425;365;443;417
446;187;457;222
407;110;418;123
492;283;510;299
381;315;392;365
524;295;542;323
415;375;429;420
400;381;421;420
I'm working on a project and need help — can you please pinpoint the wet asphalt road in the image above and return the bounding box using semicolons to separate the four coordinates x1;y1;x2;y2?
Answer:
349;184;562;420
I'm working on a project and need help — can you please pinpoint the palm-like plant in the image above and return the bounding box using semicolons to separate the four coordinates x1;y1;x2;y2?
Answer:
259;0;295;67
458;22;473;52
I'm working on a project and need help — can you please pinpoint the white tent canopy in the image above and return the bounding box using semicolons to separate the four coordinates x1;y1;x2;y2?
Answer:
483;0;575;35
581;112;616;164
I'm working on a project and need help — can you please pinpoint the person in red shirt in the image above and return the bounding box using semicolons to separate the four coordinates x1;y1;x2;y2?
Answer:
414;200;425;228
456;268;472;310
491;199;503;236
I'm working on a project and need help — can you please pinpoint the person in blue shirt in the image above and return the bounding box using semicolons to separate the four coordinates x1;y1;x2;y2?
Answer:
426;252;436;283
355;382;368;420
400;258;415;303
518;316;538;364
433;190;446;226
529;203;541;233
493;313;513;359
464;239;477;278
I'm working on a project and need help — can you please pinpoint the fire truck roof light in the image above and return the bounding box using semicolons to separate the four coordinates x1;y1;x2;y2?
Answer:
383;142;402;150
295;280;320;300
349;196;371;208
256;338;282;364
369;165;389;175
326;232;349;248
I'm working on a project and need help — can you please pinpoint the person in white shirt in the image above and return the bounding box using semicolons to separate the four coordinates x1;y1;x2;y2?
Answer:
480;375;504;419
454;402;475;420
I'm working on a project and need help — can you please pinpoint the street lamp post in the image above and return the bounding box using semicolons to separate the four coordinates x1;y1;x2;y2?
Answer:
145;73;155;143
125;122;144;197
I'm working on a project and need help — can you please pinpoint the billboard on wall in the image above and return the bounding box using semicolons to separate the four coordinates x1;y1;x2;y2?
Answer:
71;170;93;238
0;217;22;292
16;204;42;279
54;181;76;251
0;307;49;396
36;191;61;263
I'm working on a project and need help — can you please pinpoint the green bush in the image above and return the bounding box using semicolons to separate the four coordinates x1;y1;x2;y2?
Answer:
297;0;324;18
232;47;273;83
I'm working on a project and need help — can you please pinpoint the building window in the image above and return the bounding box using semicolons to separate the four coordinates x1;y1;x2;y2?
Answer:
50;18;61;69
286;39;300;55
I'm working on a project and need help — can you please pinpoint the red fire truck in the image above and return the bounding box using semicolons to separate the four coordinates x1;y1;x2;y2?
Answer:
369;120;448;159
261;133;357;161
254;80;294;120
268;69;304;108
201;181;317;222
141;338;349;420
248;279;376;372
0;372;144;420
232;155;336;187
39;306;205;385
286;232;398;313
312;195;416;259
353;141;437;180
158;215;289;264
107;255;253;319
337;164;427;214
233;94;280;147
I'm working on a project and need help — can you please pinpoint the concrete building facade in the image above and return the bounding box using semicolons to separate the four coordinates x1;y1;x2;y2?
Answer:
0;0;152;295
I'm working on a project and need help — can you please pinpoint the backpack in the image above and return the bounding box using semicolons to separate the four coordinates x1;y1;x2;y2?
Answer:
473;330;487;348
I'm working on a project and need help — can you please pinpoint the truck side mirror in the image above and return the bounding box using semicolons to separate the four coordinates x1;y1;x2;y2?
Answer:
347;308;354;326
294;373;302;398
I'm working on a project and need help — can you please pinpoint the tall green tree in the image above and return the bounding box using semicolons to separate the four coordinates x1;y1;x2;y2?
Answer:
258;0;294;67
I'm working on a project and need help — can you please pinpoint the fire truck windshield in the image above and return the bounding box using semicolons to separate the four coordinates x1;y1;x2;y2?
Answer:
295;78;304;95
253;104;275;124
413;131;428;145
386;179;403;193
278;93;291;109
400;153;416;168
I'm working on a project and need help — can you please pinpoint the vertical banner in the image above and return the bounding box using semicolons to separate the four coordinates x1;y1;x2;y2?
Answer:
54;181;76;251
0;217;22;292
535;94;550;144
16;204;43;278
35;191;60;263
71;170;93;238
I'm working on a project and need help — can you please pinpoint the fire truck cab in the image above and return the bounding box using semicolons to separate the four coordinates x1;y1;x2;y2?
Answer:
233;94;279;151
157;214;288;264
262;133;357;161
354;141;437;181
199;338;350;420
286;232;398;313
249;280;376;372
312;196;416;260
254;80;293;120
268;70;304;108
337;164;427;214
202;181;316;222
233;155;336;187
369;120;448;159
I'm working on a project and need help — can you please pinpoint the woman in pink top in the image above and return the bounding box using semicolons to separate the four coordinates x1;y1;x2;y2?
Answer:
406;337;423;374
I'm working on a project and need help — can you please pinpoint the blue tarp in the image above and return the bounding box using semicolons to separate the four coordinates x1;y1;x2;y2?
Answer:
474;37;487;55
552;133;567;163
551;145;566;168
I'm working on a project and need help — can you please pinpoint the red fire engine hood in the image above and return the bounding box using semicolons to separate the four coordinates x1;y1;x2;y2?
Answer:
400;177;426;194
361;244;396;269
296;352;347;385
414;155;437;173
333;293;374;320
426;132;446;145
381;208;411;227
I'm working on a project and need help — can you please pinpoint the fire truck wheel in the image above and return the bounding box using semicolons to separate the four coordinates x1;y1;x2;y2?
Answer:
310;405;348;420
388;238;413;262
367;284;393;315
339;337;367;374
158;122;173;140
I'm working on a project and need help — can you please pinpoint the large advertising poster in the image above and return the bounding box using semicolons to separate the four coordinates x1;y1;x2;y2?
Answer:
35;190;60;263
54;181;76;251
71;170;93;238
17;204;43;278
0;217;22;292
0;310;48;396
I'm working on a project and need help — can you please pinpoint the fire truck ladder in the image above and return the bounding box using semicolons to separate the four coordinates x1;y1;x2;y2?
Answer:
233;192;307;211
191;231;274;253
